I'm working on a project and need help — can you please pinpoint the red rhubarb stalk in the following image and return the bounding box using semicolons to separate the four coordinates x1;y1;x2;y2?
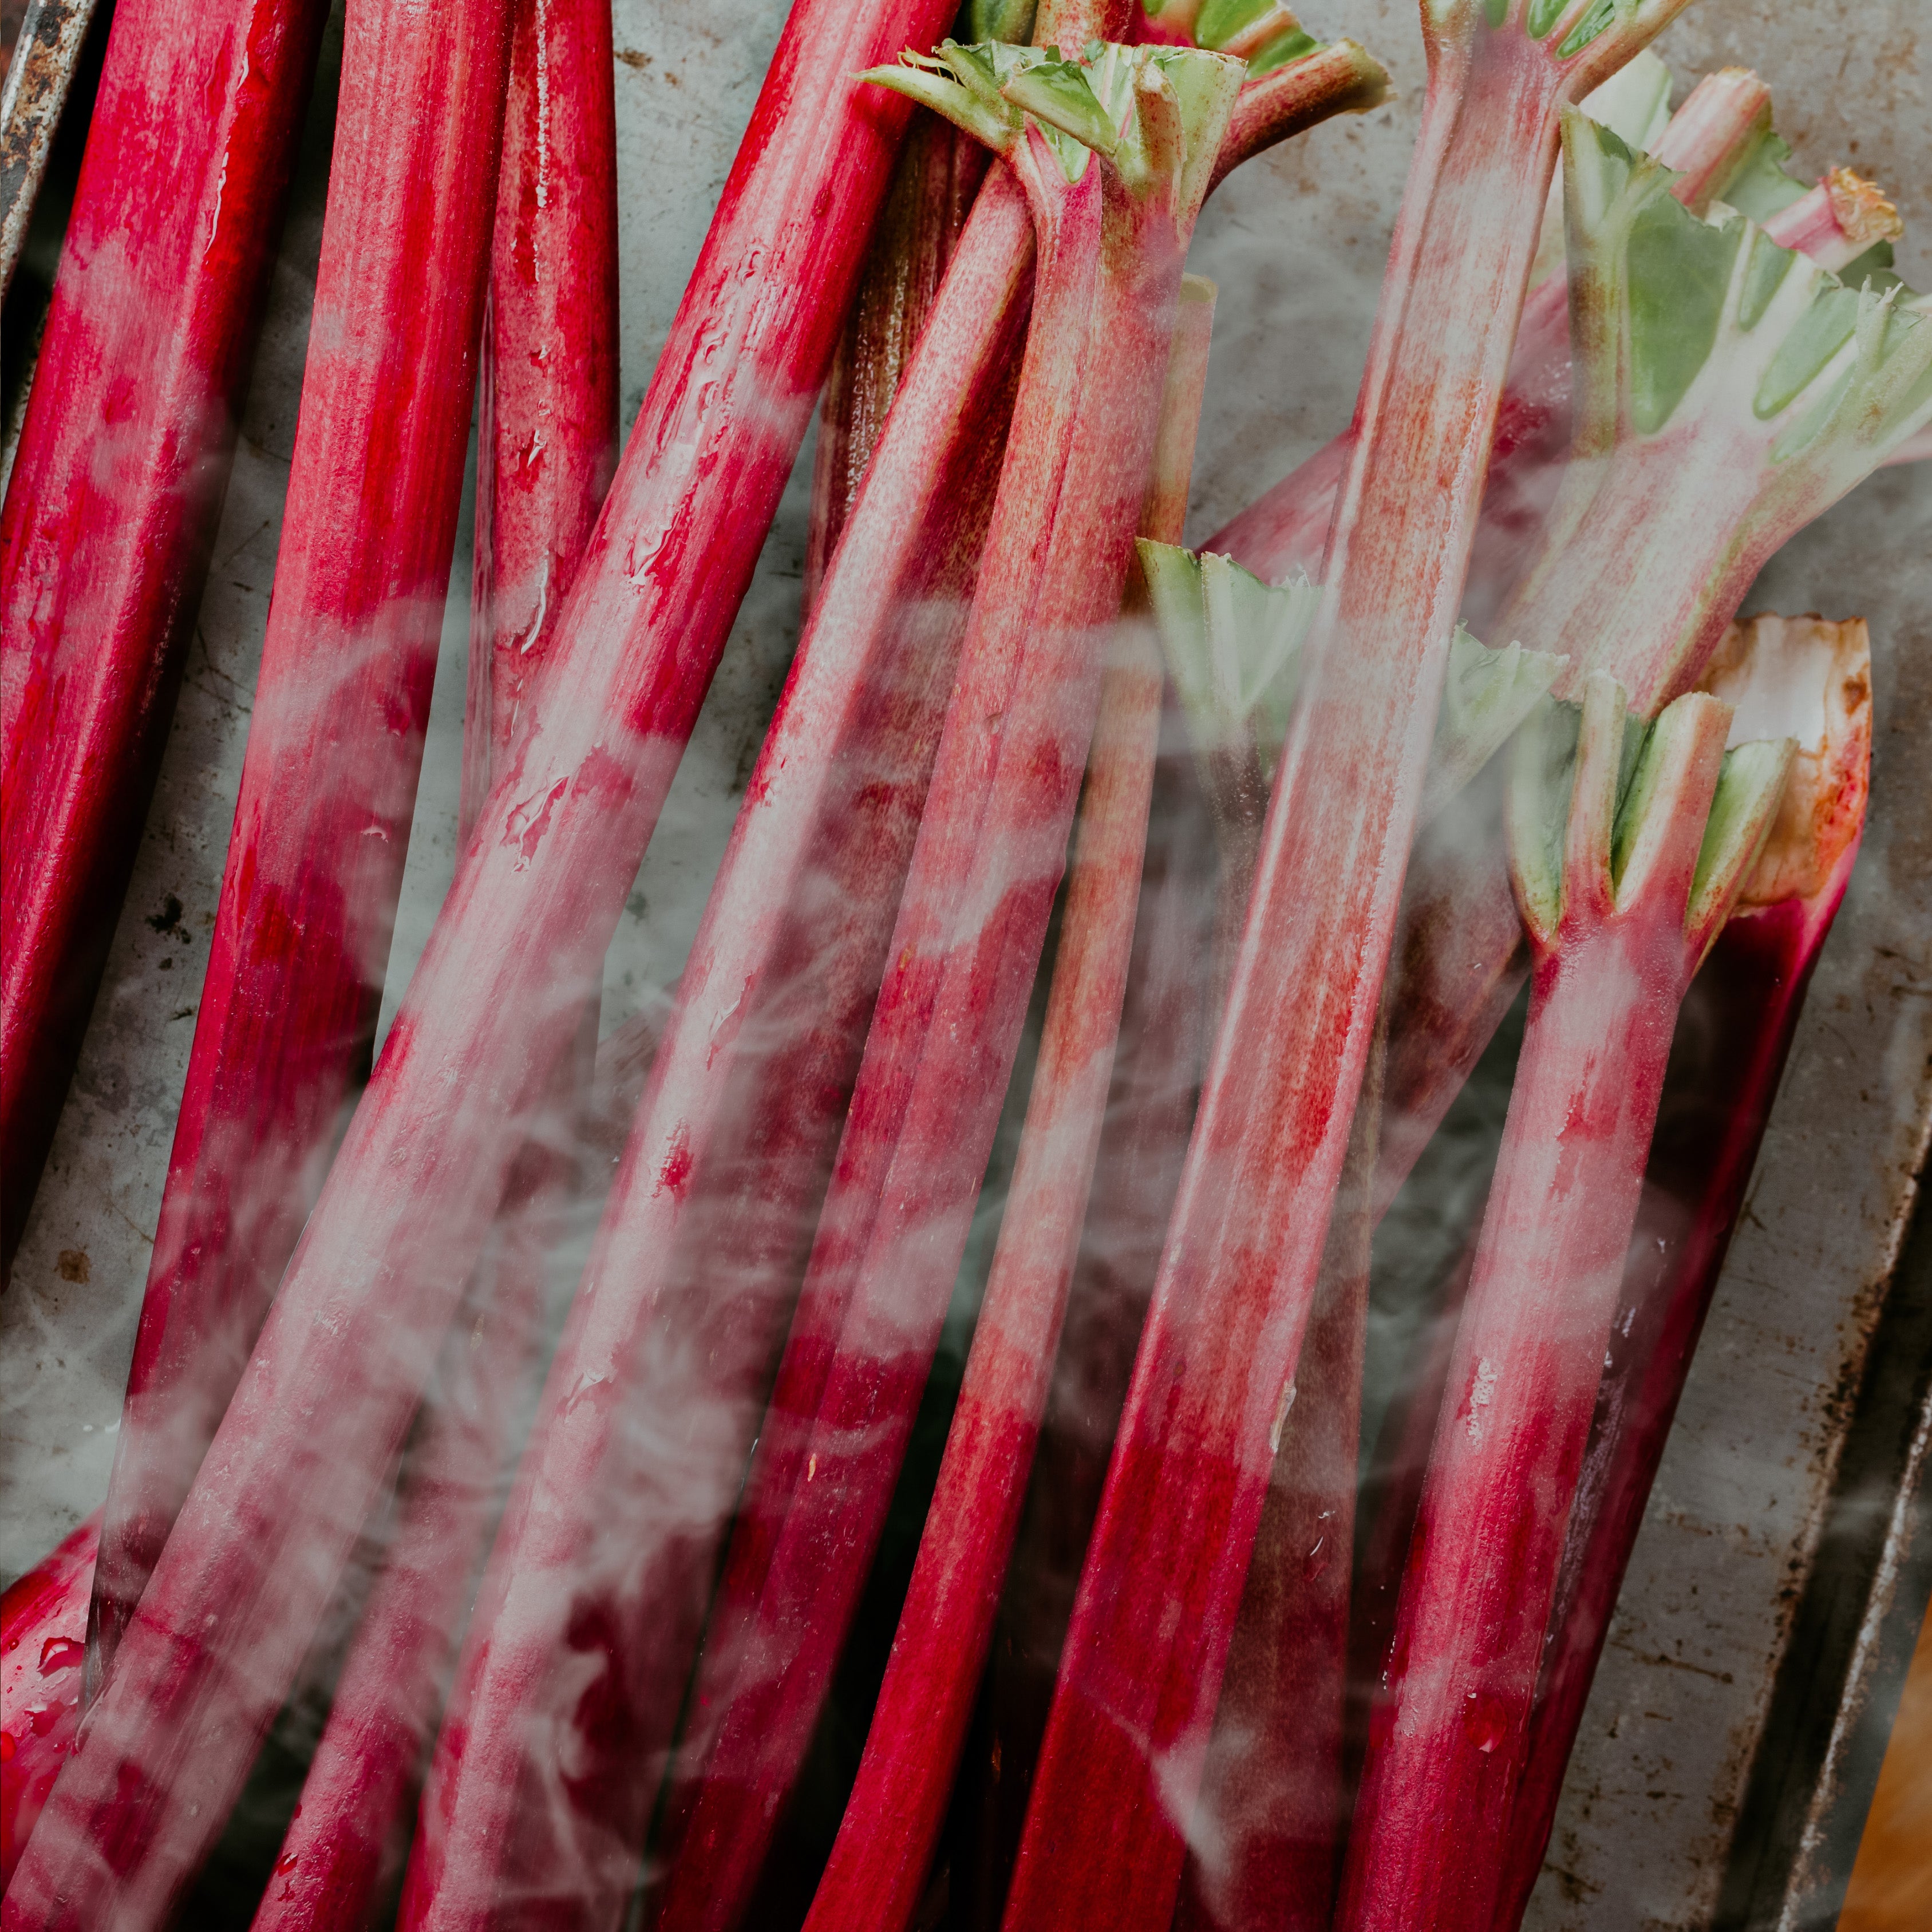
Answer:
639;46;1137;1931
804;107;990;613
396;11;1061;1926
642;41;1384;1931
995;9;1704;1927
464;0;621;825
1335;673;1793;1932
1494;612;1871;1926
1371;116;1921;1227
1174;1036;1383;1932
248;6;622;1922
5;0;969;1915
79;0;513;1697
247;1253;546;1932
1125;562;1553;1932
799;272;1217;1932
970;705;1218;1906
0;0;330;1275
0;1510;98;1888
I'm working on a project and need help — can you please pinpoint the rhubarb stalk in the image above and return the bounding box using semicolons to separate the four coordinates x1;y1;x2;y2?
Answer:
1335;673;1793;1932
996;9;1703;1927
246;1253;546;1932
650;46;1384;1932
0;1510;97;1888
1374;109;1923;1226
395;13;1062;1926
0;0;330;1275
799;272;1216;1932
1125;555;1554;1932
5;0;967;1917
464;0;621;825
1494;613;1871;1925
644;42;1247;1932
246;6;622;1922
78;0;513;1700
1207;58;1843;591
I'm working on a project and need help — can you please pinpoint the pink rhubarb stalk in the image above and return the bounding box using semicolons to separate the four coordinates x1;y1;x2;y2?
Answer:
6;0;957;1919
0;1510;98;1888
1206;60;1854;591
1494;613;1871;1926
463;0;621;825
639;45;1147;1931
396;11;1065;1928
250;6;622;1923
642;40;1373;1931
971;709;1219;1903
0;0;330;1275
247;1254;546;1932
1174;1041;1383;1932
800;272;1217;1932
80;0;514;1696
994;8;1706;1928
1129;572;1552;1932
1372;116;1921;1227
1335;673;1792;1932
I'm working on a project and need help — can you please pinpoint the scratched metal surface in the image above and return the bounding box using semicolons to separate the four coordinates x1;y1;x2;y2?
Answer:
0;2;1927;1926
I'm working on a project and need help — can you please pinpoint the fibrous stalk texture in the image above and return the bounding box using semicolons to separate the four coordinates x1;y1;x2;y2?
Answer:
799;275;1218;1932
6;0;954;1921
1336;673;1792;1932
994;10;1700;1928
250;4;622;1920
1492;613;1870;1926
81;0;515;1707
0;0;330;1275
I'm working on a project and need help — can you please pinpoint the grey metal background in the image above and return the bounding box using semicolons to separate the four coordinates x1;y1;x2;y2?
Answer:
1;2;1927;1926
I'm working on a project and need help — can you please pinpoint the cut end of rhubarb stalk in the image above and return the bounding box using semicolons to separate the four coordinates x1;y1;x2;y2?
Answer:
862;39;1248;220
1825;166;1905;253
1510;671;1790;959
1559;107;1932;486
1650;65;1775;217
1420;626;1568;824
1698;613;1872;906
1138;540;1316;777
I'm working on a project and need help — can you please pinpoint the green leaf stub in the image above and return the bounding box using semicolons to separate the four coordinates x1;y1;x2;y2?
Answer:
1554;0;1617;61
1625;199;1740;435
1753;284;1860;419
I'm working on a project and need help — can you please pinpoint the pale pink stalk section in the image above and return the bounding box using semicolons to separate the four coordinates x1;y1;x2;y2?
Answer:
996;10;1696;1927
799;278;1216;1932
1336;688;1737;1932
